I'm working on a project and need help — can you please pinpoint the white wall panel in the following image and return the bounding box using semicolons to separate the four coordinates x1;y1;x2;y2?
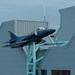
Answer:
15;20;48;36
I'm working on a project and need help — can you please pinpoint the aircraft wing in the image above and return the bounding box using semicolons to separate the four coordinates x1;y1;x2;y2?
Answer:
3;40;28;47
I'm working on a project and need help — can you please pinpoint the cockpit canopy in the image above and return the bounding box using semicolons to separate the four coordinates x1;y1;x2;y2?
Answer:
38;27;46;30
29;27;46;36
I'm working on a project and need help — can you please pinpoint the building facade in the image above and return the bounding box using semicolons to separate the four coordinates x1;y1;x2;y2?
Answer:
0;6;75;75
38;6;75;75
0;20;48;75
55;6;75;41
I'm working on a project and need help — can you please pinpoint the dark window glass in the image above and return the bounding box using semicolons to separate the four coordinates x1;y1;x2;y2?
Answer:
52;70;70;75
41;70;47;75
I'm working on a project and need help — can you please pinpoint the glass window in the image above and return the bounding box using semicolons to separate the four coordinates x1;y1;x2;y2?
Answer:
41;70;47;75
51;70;70;75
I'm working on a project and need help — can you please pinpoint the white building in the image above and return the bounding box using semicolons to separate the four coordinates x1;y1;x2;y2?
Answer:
0;6;75;75
38;6;75;75
0;20;48;75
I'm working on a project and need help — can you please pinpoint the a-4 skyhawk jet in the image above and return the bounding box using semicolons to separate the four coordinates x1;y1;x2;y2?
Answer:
3;27;56;48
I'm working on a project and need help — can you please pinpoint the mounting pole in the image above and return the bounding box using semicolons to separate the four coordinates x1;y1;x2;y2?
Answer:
26;41;45;75
27;41;36;75
26;41;69;75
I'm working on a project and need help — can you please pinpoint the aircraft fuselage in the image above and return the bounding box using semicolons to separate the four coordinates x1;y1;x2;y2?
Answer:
3;28;56;48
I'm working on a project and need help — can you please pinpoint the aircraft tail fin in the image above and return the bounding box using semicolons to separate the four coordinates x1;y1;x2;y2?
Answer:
8;31;18;43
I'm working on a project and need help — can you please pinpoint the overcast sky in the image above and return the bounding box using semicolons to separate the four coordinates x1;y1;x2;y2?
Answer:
0;0;75;29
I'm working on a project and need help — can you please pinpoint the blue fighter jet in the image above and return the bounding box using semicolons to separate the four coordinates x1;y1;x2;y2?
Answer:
3;27;56;48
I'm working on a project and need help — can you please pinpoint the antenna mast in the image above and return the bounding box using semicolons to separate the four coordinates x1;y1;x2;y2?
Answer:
44;5;46;21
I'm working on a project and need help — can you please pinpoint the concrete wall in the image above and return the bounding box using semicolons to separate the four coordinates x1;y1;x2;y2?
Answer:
55;6;75;41
38;6;75;75
0;20;27;75
0;20;48;75
39;34;75;75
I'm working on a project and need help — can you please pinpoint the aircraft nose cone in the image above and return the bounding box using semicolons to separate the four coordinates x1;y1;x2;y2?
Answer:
48;29;56;33
51;29;56;33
